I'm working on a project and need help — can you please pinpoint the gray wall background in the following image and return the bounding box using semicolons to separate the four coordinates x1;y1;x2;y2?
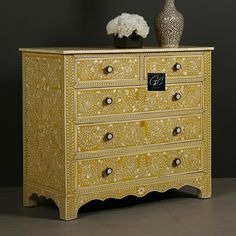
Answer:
0;0;235;186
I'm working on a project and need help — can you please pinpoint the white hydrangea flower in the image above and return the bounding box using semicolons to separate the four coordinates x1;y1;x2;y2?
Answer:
106;13;150;38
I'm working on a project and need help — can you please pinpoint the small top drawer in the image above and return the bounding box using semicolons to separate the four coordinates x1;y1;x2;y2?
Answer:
76;56;139;82
145;55;203;79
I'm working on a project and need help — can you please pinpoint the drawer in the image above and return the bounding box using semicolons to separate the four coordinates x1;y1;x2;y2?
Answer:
76;147;202;188
76;83;202;120
76;115;202;153
76;56;139;82
145;55;203;79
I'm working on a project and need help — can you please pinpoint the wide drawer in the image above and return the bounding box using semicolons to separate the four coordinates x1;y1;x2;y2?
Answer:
76;146;202;188
76;83;202;120
76;114;202;154
145;54;203;79
75;56;139;82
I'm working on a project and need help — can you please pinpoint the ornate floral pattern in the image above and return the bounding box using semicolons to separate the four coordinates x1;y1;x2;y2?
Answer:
155;0;184;47
76;83;202;119
76;57;139;81
23;53;65;192
22;49;212;220
76;115;202;153
145;55;203;78
76;147;202;188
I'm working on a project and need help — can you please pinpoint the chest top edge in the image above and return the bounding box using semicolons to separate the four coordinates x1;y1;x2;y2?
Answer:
19;46;215;55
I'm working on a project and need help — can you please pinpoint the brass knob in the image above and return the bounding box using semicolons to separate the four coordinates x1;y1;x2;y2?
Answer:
173;158;181;166
105;132;113;141
173;93;182;101
103;167;113;176
174;63;182;71
173;127;182;135
104;97;113;105
105;66;113;74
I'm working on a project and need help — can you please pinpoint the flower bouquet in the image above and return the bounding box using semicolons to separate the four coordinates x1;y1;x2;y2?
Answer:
106;13;150;48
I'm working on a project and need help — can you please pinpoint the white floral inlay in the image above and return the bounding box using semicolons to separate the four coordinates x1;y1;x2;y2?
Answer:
137;187;145;195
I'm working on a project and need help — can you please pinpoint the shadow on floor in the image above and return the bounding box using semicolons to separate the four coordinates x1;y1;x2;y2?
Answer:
0;186;199;220
79;187;198;213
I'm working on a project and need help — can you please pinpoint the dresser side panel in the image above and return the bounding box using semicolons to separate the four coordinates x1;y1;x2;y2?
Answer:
202;51;212;188
64;55;77;197
23;53;66;193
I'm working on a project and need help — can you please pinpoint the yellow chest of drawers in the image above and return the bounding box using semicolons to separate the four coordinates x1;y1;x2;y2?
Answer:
21;46;213;220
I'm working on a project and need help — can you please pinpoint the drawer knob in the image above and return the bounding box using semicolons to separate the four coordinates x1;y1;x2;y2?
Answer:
173;127;182;135
104;97;113;105
105;132;113;141
174;63;182;71
173;93;182;101
104;167;113;176
173;158;181;166
105;66;113;74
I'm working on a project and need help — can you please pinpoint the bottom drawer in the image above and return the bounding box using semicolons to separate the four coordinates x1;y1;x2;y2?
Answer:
76;146;202;188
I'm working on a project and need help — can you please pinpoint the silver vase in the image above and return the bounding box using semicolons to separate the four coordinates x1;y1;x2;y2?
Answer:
155;0;184;48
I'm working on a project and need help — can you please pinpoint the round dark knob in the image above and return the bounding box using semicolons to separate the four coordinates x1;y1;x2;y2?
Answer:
105;167;113;175
104;97;113;105
174;127;182;135
105;66;113;74
173;158;181;166
105;133;113;141
173;93;182;101
174;63;182;71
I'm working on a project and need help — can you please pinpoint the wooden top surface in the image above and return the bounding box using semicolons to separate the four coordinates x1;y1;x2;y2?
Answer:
19;46;214;55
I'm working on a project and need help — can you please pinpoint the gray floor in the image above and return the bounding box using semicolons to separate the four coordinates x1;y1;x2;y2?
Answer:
0;179;236;236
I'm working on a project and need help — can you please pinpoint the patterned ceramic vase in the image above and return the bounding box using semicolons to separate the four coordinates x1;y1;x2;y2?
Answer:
155;0;184;48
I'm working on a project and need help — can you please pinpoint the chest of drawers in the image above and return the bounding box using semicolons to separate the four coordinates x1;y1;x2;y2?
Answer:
21;47;213;220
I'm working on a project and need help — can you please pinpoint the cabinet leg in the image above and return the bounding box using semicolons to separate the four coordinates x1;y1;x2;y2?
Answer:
198;176;212;199
23;191;38;207
58;197;79;221
59;206;78;221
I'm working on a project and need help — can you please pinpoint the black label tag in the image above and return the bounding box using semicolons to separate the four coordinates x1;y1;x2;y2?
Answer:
147;73;165;91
